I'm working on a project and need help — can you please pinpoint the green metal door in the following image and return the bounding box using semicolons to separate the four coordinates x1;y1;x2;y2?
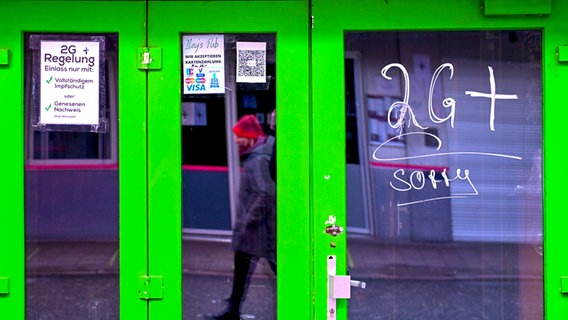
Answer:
145;1;310;319
1;1;311;318
311;0;568;319
1;1;148;319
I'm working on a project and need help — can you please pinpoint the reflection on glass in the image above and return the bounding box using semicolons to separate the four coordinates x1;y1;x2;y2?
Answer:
181;33;276;320
345;31;543;319
24;33;119;319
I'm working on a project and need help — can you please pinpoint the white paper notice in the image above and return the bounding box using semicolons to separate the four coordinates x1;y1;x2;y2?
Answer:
40;41;100;125
236;42;266;83
182;35;225;94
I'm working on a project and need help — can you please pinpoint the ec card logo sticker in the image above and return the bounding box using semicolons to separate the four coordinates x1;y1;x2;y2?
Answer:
40;41;100;125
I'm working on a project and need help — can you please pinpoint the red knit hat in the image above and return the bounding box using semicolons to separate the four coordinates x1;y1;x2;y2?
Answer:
232;115;266;139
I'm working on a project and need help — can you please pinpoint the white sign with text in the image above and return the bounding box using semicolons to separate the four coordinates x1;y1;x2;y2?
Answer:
182;35;225;94
40;41;100;125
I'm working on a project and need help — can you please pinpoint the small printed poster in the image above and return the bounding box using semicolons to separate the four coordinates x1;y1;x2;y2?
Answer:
40;41;100;125
236;42;266;83
182;35;225;94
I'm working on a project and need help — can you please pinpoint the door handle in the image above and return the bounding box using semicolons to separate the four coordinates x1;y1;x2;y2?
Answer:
327;255;366;319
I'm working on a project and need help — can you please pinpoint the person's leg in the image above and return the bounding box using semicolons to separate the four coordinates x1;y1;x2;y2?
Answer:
213;251;257;319
228;251;258;307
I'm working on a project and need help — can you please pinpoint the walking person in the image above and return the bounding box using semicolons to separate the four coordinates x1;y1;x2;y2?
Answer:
211;114;276;320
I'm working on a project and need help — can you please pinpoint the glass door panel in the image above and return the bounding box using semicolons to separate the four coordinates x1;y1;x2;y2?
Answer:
310;0;567;319
344;30;543;320
182;33;277;319
147;1;310;319
24;32;121;319
2;1;147;319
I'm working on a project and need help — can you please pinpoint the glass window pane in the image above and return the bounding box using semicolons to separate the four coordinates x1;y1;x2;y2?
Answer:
346;30;543;319
24;33;119;319
181;33;277;319
25;33;117;163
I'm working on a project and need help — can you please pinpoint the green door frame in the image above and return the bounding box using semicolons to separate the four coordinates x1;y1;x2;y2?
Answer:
4;0;566;319
0;1;148;319
146;1;311;319
311;0;568;319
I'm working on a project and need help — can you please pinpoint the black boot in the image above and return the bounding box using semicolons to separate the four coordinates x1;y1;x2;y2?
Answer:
209;299;241;320
209;311;240;320
210;252;255;320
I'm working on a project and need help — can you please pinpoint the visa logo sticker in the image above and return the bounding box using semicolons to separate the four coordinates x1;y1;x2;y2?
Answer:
186;84;206;91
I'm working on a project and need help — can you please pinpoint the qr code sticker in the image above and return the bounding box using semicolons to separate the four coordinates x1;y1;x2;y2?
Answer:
237;50;266;78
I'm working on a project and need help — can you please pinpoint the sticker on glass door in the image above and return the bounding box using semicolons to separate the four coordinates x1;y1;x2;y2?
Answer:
181;33;277;320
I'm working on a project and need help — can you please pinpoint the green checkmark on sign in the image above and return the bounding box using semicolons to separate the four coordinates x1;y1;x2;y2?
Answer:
46;76;53;84
45;104;52;111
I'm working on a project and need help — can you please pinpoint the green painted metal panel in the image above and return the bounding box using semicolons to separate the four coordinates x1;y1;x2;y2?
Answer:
542;16;568;318
311;0;568;319
147;1;310;319
485;0;551;16
310;4;347;319
0;4;25;318
0;1;148;319
0;2;27;316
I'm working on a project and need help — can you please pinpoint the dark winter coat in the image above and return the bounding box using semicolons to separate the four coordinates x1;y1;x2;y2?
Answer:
232;135;276;263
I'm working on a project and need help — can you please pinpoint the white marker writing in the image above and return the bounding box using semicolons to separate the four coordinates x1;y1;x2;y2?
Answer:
429;63;456;128
372;132;522;162
465;66;518;131
381;63;517;131
373;132;521;207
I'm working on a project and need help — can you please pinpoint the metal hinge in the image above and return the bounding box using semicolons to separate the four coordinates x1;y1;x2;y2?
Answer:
0;49;9;66
558;46;568;63
0;277;9;295
139;275;164;300
560;277;568;294
137;47;162;70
